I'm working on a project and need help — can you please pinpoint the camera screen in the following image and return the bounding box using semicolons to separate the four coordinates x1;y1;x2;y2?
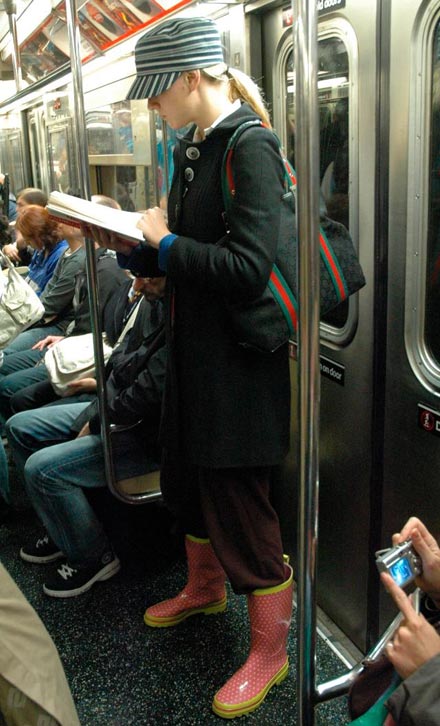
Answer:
390;557;412;586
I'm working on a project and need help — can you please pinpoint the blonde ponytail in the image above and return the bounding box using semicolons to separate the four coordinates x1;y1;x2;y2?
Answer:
202;64;272;129
227;67;271;129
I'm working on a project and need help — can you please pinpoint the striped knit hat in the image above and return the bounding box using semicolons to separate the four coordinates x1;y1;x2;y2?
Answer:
127;17;225;100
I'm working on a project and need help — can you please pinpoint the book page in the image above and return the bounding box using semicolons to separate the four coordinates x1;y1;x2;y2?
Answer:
47;191;144;244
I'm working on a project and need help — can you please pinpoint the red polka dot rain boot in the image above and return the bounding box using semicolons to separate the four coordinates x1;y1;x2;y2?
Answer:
212;563;293;719
144;534;227;627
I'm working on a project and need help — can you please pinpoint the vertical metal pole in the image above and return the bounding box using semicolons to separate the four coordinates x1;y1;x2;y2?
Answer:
4;0;22;93
161;119;171;200
293;0;320;724
64;0;91;199
64;0;117;493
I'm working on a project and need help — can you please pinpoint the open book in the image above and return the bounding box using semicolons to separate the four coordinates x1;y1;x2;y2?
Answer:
47;191;144;245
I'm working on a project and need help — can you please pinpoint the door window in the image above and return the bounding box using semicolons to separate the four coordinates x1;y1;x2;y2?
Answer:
425;20;440;361
285;34;352;330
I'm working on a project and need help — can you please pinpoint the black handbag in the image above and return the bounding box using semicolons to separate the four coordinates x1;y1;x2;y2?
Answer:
222;120;366;352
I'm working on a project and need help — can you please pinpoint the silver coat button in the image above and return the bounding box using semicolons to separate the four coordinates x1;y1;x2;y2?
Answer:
186;147;200;160
184;167;195;182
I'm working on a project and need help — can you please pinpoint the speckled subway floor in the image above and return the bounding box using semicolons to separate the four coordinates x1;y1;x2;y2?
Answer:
0;481;354;726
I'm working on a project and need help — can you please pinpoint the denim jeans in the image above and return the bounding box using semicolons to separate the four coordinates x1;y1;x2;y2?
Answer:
0;365;49;433
6;404;159;567
0;324;64;433
0;439;9;503
0;324;64;359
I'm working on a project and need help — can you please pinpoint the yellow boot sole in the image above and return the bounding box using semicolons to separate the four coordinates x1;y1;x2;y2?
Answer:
144;595;227;628
212;660;289;719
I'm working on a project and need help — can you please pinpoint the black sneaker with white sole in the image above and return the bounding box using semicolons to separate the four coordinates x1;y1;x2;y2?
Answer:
20;533;64;564
43;551;121;598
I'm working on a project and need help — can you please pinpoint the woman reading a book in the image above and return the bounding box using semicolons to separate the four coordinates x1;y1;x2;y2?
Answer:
84;17;292;720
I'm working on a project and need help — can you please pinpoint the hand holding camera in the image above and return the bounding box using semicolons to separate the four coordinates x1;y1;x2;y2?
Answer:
378;517;440;680
378;517;440;605
376;539;422;588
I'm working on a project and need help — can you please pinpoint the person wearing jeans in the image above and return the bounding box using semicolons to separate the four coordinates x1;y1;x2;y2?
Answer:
5;276;166;598
7;402;157;587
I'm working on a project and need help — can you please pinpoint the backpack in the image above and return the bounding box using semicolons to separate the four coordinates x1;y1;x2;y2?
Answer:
221;119;366;352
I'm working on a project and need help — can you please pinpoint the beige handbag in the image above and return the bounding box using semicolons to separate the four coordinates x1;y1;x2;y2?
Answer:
0;251;45;349
44;298;142;396
44;332;114;396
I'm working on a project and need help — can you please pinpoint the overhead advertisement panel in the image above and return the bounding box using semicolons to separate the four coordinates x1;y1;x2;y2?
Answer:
9;0;193;85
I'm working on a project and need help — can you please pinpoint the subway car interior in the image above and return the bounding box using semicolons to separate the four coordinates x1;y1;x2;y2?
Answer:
0;0;439;723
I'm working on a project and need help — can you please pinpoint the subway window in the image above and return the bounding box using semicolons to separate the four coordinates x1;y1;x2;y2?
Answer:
285;35;351;329
425;20;440;361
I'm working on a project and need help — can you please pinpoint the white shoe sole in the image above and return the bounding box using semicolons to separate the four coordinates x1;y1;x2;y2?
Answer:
43;558;121;598
20;547;64;564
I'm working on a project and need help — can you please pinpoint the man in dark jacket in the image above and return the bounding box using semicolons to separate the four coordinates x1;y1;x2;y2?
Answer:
4;276;166;599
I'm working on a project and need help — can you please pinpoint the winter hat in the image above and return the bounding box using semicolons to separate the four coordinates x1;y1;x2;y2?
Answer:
127;16;225;100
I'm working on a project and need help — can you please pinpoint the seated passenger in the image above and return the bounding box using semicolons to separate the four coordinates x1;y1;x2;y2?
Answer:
0;213;13;253
0;198;127;427
0;221;85;433
0;562;80;725
9;275;140;414
18;204;68;296
0;210;85;362
0;277;139;506
0;173;17;222
380;517;440;724
5;276;166;598
1;186;48;266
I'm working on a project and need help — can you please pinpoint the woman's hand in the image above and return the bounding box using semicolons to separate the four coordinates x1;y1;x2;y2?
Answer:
64;378;97;395
136;207;170;249
32;335;64;351
391;517;440;605
382;571;440;679
2;243;20;262
15;231;28;251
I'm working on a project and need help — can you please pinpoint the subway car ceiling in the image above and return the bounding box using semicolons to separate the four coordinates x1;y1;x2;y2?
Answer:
0;0;216;105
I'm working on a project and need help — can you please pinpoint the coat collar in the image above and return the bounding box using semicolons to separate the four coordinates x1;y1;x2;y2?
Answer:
181;102;261;144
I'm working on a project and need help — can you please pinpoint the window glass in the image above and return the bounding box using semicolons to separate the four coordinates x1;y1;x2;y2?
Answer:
87;104;179;212
285;36;350;328
86;102;134;155
156;119;178;209
425;20;440;360
48;125;77;194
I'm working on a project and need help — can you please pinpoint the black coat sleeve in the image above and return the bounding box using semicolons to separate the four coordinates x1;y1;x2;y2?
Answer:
117;127;285;303
166;127;285;302
87;340;166;434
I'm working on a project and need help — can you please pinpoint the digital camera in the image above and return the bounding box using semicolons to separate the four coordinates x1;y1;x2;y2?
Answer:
376;539;422;588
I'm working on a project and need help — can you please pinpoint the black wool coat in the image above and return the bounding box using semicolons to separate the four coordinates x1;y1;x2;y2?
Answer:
124;103;291;468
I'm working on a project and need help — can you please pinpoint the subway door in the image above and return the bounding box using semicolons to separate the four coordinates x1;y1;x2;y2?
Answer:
261;1;379;651
28;106;50;193
380;0;440;628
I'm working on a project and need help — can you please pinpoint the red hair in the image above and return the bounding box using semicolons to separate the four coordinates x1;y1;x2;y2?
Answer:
16;205;61;251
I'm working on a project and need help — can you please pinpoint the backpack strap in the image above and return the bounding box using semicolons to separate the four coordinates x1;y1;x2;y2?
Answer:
221;120;299;334
221;120;295;211
221;119;352;332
